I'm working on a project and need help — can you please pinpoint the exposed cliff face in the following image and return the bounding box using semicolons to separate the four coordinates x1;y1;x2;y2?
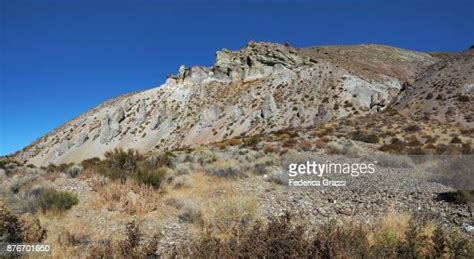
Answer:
11;42;443;166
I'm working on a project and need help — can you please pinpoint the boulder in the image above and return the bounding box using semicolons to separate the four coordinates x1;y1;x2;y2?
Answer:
112;107;125;122
135;100;147;124
261;93;278;119
55;140;71;157
313;104;330;125
75;131;89;147
100;114;121;144
151;108;166;130
199;106;220;128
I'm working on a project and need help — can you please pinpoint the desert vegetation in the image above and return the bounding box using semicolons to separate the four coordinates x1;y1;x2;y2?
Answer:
1;135;473;258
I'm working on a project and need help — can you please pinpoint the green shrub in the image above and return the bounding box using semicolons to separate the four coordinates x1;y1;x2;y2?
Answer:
104;148;143;172
37;189;78;213
405;125;421;132
243;135;261;148
81;157;101;170
450;135;462;144
351;130;380;144
133;167;167;189
0;160;6;169
458;95;470;102
146;151;175;168
99;148;143;181
436;190;473;204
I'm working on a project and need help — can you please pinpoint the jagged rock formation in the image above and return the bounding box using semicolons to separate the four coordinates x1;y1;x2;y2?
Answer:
10;41;457;166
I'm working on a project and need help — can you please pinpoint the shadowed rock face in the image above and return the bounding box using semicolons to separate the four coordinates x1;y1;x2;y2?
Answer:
10;42;459;166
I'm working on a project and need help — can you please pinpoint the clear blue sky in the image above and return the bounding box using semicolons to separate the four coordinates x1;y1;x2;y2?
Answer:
1;0;473;155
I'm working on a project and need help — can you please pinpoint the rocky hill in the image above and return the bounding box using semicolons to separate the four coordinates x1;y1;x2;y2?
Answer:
2;42;474;257
8;42;463;166
394;49;474;126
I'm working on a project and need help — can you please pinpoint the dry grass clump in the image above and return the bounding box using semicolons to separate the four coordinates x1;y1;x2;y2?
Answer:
201;193;259;237
176;197;204;224
91;179;160;214
171;174;193;189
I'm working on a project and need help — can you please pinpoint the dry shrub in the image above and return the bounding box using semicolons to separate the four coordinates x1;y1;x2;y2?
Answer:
315;139;326;149
89;221;160;258
20;216;47;243
313;126;334;137
298;140;313;151
0;203;46;244
282;139;297;148
177;210;474;258
57;229;90;247
379;138;405;154
227;138;241;146
263;144;277;153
